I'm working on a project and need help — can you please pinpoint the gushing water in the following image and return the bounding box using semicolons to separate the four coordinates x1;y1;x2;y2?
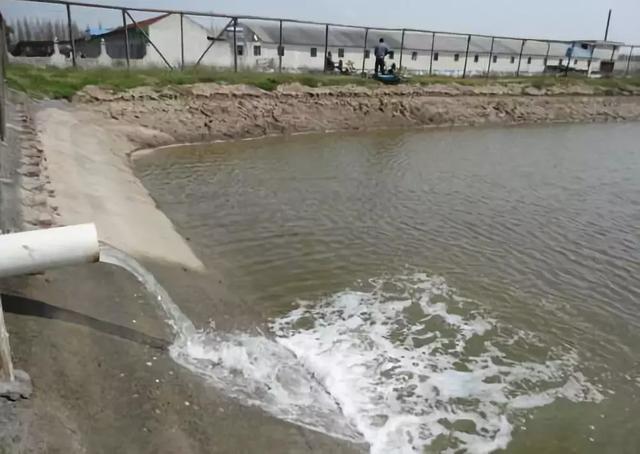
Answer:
99;244;196;340
99;244;603;453
98;243;362;442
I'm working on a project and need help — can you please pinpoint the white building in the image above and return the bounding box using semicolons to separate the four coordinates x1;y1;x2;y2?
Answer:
10;12;626;77
76;13;232;68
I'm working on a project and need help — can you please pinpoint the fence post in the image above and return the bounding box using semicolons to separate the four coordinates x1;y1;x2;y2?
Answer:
65;4;76;68
180;13;184;70
429;32;435;76
0;298;15;383
587;44;595;75
278;20;283;73
625;46;634;76
361;27;369;75
565;42;575;76
516;39;525;76
323;24;329;72
486;36;495;77
0;16;6;143
125;10;173;69
544;42;550;74
233;18;238;73
462;34;471;78
122;9;130;69
399;29;405;70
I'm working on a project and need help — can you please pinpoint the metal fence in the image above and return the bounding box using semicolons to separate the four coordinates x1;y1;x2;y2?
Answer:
5;0;640;78
1;12;7;142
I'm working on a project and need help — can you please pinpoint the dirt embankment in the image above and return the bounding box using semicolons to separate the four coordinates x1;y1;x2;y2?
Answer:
74;82;640;147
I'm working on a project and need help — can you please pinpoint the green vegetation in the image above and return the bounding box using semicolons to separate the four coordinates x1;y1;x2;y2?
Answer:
6;64;378;99
411;74;640;89
6;63;640;100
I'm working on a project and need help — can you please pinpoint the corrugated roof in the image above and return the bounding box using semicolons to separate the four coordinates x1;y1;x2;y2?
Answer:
241;20;327;46
105;13;171;35
237;20;599;58
329;26;367;48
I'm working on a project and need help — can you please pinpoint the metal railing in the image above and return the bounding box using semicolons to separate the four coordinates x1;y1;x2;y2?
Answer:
5;0;640;78
1;13;7;142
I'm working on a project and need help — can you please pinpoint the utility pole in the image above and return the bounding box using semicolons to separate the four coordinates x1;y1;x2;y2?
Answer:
604;9;612;41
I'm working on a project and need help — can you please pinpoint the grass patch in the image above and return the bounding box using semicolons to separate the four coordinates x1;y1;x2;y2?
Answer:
6;64;378;99
7;63;640;100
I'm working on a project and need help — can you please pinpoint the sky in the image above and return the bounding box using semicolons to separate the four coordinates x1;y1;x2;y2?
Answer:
3;0;640;45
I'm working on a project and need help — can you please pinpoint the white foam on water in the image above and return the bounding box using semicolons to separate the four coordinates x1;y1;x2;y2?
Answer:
101;246;602;453
271;273;604;454
169;331;363;441
101;244;361;441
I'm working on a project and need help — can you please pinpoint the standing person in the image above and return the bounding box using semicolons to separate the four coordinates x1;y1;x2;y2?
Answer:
374;38;390;75
325;51;335;72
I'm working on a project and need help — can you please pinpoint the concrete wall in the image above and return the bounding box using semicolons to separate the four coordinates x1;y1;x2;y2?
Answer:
147;14;232;68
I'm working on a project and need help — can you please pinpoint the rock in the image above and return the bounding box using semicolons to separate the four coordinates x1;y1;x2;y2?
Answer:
74;85;118;102
38;213;54;227
523;86;547;96
19;165;40;177
23;148;43;158
24;194;48;207
20;156;41;167
21;180;45;192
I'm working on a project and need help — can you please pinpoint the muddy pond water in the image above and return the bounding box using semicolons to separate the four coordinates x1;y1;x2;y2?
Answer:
135;122;640;453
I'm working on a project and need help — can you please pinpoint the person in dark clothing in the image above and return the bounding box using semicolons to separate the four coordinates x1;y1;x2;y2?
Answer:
374;38;390;75
325;51;335;71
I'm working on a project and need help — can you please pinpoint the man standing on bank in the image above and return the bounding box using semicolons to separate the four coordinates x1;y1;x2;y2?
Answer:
374;38;391;75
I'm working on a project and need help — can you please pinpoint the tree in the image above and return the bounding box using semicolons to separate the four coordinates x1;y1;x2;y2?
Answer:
11;16;86;43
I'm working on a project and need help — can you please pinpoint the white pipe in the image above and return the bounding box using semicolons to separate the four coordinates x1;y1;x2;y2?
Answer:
0;224;99;279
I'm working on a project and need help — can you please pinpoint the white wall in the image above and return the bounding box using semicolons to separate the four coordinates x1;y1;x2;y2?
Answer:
147;14;232;68
282;44;327;71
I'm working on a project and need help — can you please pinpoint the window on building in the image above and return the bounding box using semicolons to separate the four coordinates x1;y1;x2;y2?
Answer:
474;54;479;63
338;48;345;58
493;55;498;63
454;53;459;62
433;52;439;61
510;56;515;64
559;58;563;66
411;51;418;61
278;46;285;56
253;45;261;56
526;56;531;64
364;49;370;59
574;59;578;65
310;47;317;57
236;45;244;56
388;51;395;60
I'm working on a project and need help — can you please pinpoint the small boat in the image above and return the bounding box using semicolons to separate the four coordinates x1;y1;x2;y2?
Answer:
374;73;401;85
